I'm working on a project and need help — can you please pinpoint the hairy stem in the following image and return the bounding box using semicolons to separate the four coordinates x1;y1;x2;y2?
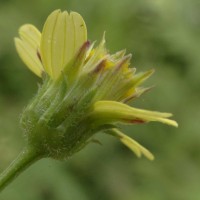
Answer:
0;146;42;192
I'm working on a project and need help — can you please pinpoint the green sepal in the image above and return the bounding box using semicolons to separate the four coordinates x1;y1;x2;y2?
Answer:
62;41;90;84
131;69;154;87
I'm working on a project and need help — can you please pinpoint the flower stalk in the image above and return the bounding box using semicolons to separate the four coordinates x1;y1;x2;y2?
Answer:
0;147;43;192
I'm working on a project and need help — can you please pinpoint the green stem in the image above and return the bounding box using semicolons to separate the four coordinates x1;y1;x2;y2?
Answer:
0;146;42;192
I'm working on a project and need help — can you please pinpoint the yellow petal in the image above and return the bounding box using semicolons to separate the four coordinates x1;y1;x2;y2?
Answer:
92;100;178;127
70;12;87;52
40;10;87;79
15;24;43;77
107;129;154;160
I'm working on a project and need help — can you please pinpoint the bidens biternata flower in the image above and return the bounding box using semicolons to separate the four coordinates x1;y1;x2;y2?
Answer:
15;10;178;161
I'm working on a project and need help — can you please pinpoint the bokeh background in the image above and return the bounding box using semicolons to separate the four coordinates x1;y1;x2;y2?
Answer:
0;0;200;199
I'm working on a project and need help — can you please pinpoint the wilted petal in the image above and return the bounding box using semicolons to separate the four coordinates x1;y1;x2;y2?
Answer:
92;100;178;127
15;24;43;77
106;128;154;160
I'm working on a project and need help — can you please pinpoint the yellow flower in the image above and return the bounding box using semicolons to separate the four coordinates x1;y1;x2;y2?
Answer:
0;9;180;193
15;10;87;79
15;10;178;161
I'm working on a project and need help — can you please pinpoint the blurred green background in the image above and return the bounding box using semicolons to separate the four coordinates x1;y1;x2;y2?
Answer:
0;0;200;199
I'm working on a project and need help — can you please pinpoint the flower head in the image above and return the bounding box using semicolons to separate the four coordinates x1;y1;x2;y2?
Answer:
15;10;178;160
